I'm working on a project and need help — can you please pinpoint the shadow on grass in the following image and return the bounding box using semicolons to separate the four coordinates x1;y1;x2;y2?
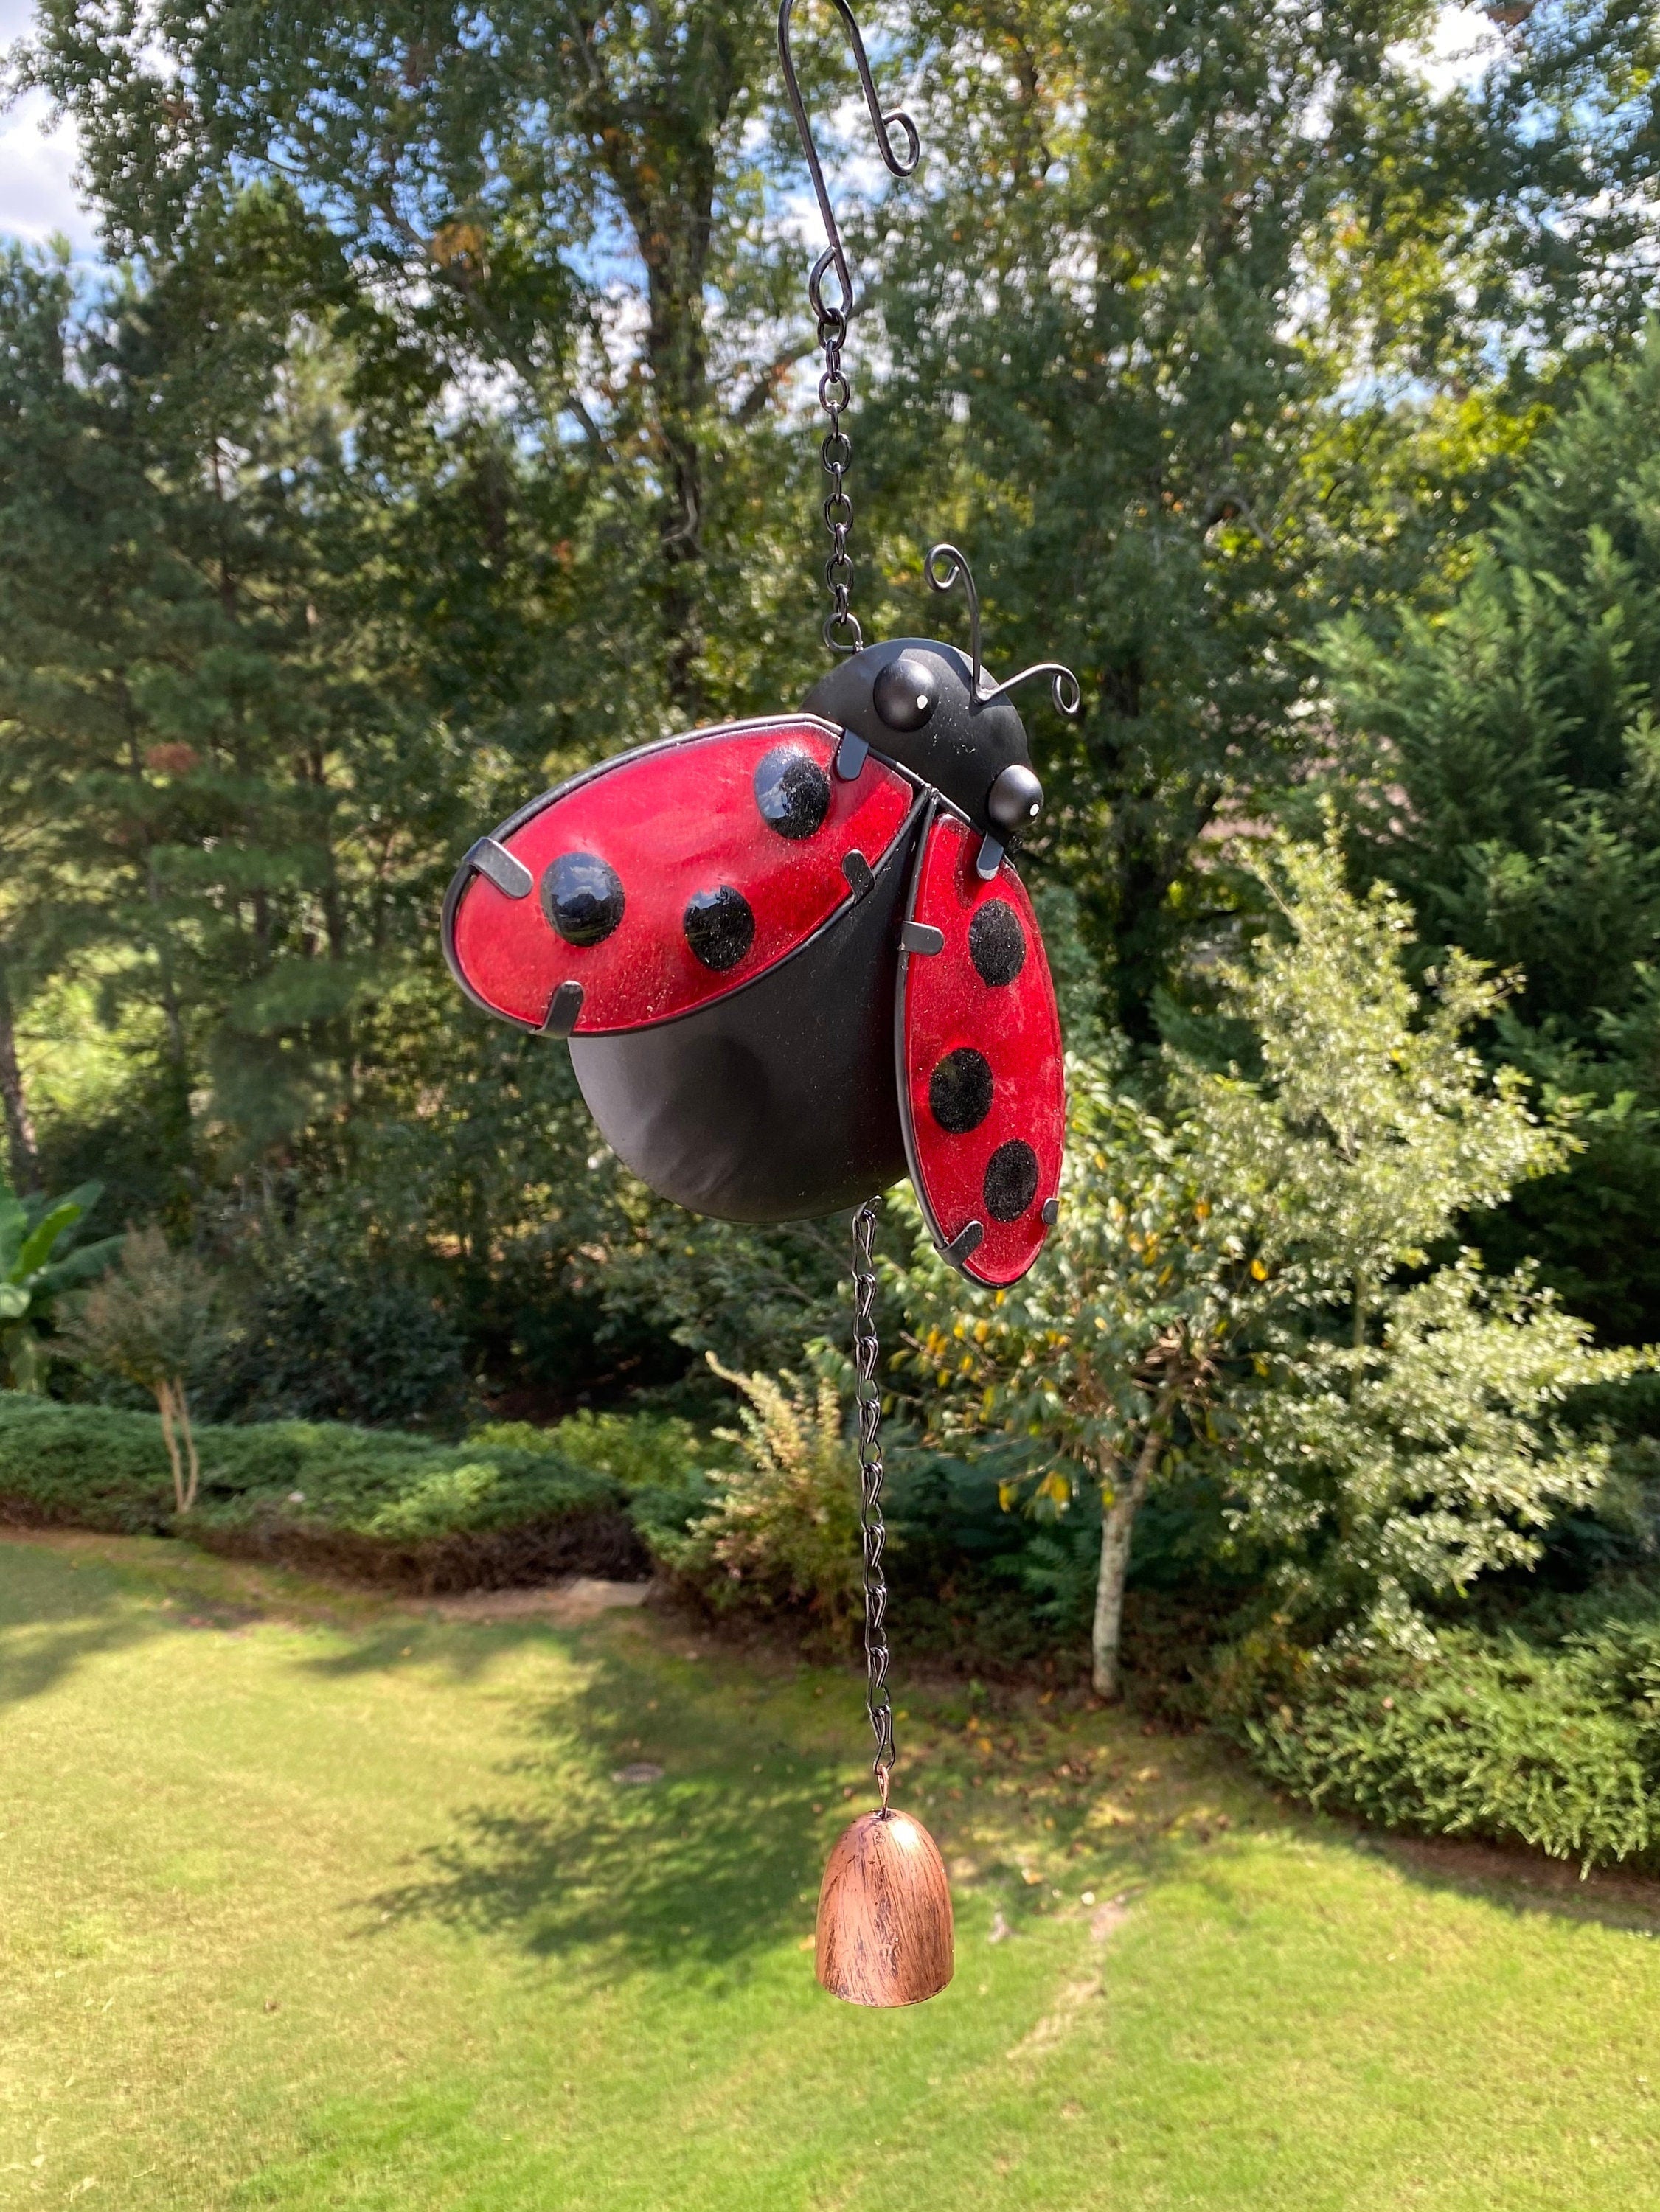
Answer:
16;1531;1660;1954
0;1608;164;1705
0;1536;179;1705
357;1631;858;1978
298;1615;588;1688
1353;1825;1660;1935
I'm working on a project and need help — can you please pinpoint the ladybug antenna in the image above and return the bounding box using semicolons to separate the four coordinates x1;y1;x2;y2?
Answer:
925;542;982;689
979;661;1083;720
778;0;920;327
927;541;1080;719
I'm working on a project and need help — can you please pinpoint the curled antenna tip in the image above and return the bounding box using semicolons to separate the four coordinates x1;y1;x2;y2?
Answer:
979;661;1083;718
925;541;982;686
925;542;968;591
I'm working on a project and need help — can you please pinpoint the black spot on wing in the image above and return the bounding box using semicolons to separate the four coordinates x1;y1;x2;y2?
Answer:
984;1139;1039;1222
929;1048;994;1134
684;886;755;972
969;899;1026;987
544;852;625;947
754;746;832;841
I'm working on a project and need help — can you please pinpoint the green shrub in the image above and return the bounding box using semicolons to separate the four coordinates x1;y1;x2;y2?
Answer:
201;1249;474;1433
471;1408;715;1553
661;1363;864;1638
1232;1618;1660;1869
0;1397;186;1536
0;1397;641;1591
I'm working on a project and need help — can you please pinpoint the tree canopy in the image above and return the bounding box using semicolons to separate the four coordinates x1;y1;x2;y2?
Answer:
4;0;1660;1424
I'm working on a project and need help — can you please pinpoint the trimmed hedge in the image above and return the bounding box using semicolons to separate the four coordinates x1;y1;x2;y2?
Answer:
1236;1613;1660;1870
0;1397;645;1592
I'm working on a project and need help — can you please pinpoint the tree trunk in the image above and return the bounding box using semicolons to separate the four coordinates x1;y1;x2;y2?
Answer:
177;1383;201;1513
638;201;713;719
155;1377;186;1516
1090;1378;1183;1699
0;952;40;1194
1091;1486;1139;1700
579;18;741;723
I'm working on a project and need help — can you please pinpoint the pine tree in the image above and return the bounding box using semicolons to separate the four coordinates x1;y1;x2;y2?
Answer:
1324;328;1660;1339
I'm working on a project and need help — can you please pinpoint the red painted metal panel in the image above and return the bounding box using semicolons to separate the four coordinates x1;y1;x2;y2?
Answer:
448;718;914;1034
898;807;1064;1287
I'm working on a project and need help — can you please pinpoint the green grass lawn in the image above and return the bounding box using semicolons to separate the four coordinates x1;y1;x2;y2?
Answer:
4;1532;1660;2211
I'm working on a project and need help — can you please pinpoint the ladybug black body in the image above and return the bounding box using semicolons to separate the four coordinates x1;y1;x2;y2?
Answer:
442;606;1073;1287
803;638;1045;871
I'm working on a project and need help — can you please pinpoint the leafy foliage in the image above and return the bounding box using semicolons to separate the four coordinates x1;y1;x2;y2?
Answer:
661;1359;864;1638
903;830;1628;1688
0;1394;638;1589
0;1171;118;1390
57;1229;227;1399
472;1407;715;1550
1228;1614;1660;1871
3;0;1659;1418
1327;329;1660;1340
861;0;1660;1027
1168;835;1645;1649
1235;1257;1642;1654
203;1242;473;1433
1180;832;1564;1306
54;1226;233;1510
899;1060;1239;1695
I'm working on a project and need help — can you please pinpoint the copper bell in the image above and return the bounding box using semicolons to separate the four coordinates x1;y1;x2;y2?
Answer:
816;1806;954;2007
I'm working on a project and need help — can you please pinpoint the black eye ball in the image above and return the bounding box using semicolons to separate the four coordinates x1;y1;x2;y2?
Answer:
986;763;1043;835
754;745;831;841
543;852;625;947
873;653;937;732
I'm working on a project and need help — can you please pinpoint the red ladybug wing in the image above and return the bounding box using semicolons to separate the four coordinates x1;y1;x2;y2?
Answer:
443;717;917;1035
896;804;1064;1287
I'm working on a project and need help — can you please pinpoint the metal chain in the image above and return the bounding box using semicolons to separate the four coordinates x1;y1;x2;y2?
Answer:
850;1197;895;1804
818;303;862;655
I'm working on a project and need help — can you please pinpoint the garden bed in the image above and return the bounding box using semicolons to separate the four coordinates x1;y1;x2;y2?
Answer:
0;1397;647;1593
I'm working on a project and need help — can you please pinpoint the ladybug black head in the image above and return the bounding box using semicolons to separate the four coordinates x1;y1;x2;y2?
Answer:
798;546;1078;869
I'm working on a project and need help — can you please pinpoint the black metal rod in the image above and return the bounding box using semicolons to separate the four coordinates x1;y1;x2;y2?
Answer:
777;0;920;325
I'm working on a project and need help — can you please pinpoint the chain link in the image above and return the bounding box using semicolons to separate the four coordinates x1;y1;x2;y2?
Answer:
850;1198;895;1798
817;304;862;655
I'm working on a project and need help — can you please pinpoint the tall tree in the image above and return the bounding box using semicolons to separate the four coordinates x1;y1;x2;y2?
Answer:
852;0;1660;1032
11;0;1660;1416
1324;329;1660;1340
21;0;822;717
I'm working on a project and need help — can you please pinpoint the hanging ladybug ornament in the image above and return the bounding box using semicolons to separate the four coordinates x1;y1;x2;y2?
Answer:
442;0;1075;2008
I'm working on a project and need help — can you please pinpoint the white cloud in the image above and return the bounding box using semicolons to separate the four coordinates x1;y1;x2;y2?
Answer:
0;0;98;255
1393;4;1506;97
0;88;97;252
